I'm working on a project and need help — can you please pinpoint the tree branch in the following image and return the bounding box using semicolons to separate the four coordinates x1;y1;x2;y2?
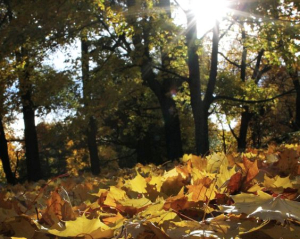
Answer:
218;52;241;68
219;22;234;40
227;117;238;141
255;65;272;84
173;0;188;14
214;89;296;104
152;64;188;83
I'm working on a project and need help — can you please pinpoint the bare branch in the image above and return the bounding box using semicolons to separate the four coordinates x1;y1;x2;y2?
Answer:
214;89;296;104
219;22;234;40
173;0;188;14
218;52;241;68
152;64;188;82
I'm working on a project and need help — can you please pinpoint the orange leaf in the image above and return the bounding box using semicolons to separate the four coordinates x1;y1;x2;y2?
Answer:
227;172;242;194
243;157;259;183
187;183;216;202
102;212;124;225
47;190;62;220
163;188;189;211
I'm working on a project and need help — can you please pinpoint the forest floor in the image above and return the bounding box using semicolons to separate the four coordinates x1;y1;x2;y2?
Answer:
0;144;300;239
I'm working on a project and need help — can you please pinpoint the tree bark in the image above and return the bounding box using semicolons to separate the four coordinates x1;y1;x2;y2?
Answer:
16;48;43;182
0;117;16;184
158;0;183;160
237;106;253;151
87;116;100;174
139;59;183;160
81;33;100;175
293;75;300;130
21;78;43;181
126;0;183;161
237;26;252;152
186;10;204;155
186;10;219;155
160;95;183;160
136;132;153;165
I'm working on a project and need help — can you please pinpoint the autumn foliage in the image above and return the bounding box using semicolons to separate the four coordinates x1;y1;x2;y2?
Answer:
0;144;299;239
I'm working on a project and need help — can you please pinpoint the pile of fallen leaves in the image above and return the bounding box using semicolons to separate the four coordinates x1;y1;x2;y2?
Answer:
0;144;300;239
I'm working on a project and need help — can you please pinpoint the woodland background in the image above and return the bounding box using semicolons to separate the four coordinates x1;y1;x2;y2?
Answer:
0;0;299;184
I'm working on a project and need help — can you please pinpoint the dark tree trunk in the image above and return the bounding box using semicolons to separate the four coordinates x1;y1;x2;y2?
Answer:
0;117;16;184
16;48;43;182
186;10;219;156
203;21;219;155
87;116;100;175
237;26;250;152
293;77;300;130
158;0;183;160
81;33;100;175
136;132;153;165
160;96;183;160
198;109;210;155
240;29;247;82
139;61;184;161
186;10;204;155
126;0;183;161
237;106;253;152
237;48;269;151
22;87;43;181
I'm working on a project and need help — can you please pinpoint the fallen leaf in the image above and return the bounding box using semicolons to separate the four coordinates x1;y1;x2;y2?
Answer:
263;175;293;190
227;172;242;194
47;215;115;238
125;172;148;193
220;191;300;223
243;157;259;184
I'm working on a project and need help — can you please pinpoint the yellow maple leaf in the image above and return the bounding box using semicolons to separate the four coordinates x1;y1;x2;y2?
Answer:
181;154;192;163
118;197;151;208
148;210;179;225
190;155;207;171
140;201;165;218
109;186;127;201
125;172;148;193
206;152;226;173
162;168;179;179
187;183;216;202
215;159;236;192
48;215;115;238
116;198;152;216
149;175;163;192
263;175;293;189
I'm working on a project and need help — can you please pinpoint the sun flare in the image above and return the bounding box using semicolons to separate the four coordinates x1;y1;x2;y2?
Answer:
193;0;230;35
176;0;231;37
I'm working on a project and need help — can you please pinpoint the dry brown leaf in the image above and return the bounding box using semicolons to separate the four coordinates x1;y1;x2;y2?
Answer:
242;157;259;185
227;172;243;194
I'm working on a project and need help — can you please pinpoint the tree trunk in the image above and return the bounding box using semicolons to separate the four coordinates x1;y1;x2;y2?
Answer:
126;0;183;161
293;77;300;130
0;117;16;184
87;116;100;175
185;10;204;155
198;109;210;155
136;132;153;165
81;33;100;175
237;106;253;152
160;96;183;160
186;11;219;155
17;48;43;182
22;89;43;181
236;26;250;152
140;61;184;161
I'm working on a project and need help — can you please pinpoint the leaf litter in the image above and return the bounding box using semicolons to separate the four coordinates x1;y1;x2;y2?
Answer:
0;144;299;239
